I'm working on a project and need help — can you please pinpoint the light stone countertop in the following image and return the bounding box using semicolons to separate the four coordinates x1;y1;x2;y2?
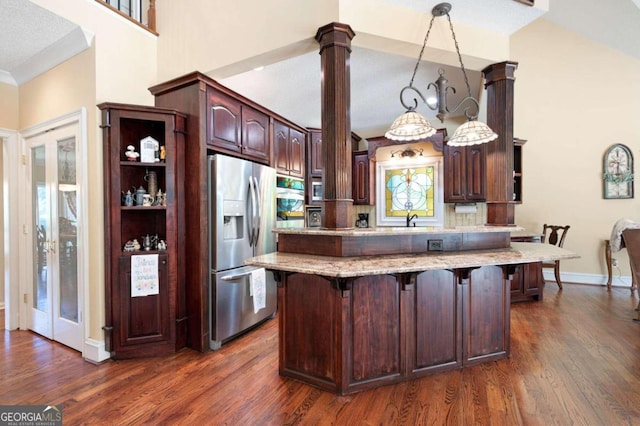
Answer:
274;225;524;237
246;242;578;278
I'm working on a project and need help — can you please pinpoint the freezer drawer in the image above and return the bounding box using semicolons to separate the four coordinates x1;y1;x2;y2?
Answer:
209;266;277;350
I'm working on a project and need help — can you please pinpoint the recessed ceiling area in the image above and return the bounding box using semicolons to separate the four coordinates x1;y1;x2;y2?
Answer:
220;47;483;136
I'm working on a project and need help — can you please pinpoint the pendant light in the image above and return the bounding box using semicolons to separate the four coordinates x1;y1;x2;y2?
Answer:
385;2;498;147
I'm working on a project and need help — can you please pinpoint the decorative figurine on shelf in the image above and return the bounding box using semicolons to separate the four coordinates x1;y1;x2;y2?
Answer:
161;191;167;207
144;171;157;198
160;145;166;162
132;239;141;251
134;186;147;206
122;190;133;206
125;145;139;161
154;189;163;206
157;239;167;250
123;240;136;252
142;234;158;251
140;136;159;163
154;144;161;162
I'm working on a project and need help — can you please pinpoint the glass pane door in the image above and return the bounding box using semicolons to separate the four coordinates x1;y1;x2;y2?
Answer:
31;144;52;338
57;138;79;324
27;125;83;352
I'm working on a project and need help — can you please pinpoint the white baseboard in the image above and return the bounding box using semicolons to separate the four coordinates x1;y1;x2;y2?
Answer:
547;271;634;288
83;338;111;363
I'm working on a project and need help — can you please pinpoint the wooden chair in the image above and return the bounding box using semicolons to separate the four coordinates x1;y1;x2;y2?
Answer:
621;229;640;321
541;224;570;289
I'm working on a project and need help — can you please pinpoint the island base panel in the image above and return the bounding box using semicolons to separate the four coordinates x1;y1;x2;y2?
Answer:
277;266;510;395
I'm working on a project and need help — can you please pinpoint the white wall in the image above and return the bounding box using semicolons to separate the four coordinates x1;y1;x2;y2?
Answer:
18;0;159;354
156;0;509;83
512;19;640;283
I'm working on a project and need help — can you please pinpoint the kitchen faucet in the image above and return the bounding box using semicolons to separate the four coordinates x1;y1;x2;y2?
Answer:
406;212;418;227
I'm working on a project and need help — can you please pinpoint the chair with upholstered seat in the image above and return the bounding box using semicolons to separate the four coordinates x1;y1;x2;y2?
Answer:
620;229;640;321
541;224;570;289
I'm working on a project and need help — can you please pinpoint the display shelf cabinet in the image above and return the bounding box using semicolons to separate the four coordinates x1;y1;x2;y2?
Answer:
99;102;187;359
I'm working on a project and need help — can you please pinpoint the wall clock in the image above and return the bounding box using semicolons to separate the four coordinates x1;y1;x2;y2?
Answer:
603;143;633;199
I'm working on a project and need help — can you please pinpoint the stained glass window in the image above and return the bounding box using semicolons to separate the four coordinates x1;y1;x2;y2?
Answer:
385;166;435;218
376;157;443;226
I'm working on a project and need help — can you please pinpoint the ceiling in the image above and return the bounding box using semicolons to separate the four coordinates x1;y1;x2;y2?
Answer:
2;0;639;136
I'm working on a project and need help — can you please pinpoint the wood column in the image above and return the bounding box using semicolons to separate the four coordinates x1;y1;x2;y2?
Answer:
482;61;518;226
315;23;355;229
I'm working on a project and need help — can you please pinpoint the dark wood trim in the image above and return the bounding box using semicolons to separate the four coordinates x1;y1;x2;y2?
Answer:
366;129;446;159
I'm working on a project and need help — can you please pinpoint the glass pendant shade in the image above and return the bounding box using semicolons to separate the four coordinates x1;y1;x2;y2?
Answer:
385;111;437;141
447;119;498;147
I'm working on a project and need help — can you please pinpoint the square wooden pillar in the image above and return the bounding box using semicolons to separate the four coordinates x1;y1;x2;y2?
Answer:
315;23;356;229
482;61;518;226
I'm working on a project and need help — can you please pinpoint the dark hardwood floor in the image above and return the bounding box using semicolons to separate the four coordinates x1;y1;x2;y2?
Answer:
1;284;639;425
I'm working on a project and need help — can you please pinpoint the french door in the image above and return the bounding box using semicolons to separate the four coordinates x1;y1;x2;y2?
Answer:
27;123;83;352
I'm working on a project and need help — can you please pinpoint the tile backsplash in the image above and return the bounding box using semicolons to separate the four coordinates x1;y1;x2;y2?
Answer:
351;203;487;228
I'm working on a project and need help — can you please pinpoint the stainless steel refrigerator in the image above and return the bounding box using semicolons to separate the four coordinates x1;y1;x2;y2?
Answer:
208;154;277;350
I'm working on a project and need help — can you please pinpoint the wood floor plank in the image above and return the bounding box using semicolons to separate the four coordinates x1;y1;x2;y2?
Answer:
1;284;639;425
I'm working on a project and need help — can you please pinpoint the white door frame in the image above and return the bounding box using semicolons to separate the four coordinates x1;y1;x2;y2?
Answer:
1;128;20;331
18;109;88;355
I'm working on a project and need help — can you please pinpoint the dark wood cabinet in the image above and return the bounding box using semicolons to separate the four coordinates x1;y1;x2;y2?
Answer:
150;72;306;351
510;262;543;302
98;102;186;359
116;254;170;353
414;267;509;373
443;143;486;202
306;130;363;204
278;265;509;394
207;87;270;164
352;150;375;205
242;105;270;163
274;120;305;178
510;234;543;302
307;129;323;178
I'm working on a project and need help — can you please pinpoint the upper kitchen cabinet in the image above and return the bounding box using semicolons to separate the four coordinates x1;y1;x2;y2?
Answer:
307;130;362;178
443;143;486;203
306;130;363;204
307;128;323;178
352;150;375;205
274;120;305;178
207;88;270;164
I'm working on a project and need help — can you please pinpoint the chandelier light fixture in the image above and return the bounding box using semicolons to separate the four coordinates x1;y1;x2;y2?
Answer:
385;2;498;147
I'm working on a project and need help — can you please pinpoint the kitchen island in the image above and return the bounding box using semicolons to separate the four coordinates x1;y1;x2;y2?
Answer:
246;226;578;395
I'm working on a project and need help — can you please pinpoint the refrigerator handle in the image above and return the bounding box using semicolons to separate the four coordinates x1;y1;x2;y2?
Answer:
252;175;261;245
248;175;258;247
220;272;253;281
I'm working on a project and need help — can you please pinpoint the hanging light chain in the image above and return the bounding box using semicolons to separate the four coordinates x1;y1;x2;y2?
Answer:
408;14;437;88
445;11;472;98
